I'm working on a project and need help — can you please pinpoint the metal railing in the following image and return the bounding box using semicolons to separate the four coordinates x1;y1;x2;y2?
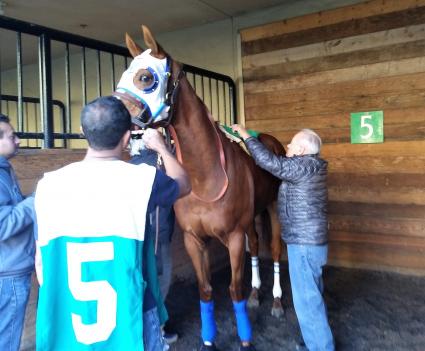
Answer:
0;94;84;148
0;15;236;148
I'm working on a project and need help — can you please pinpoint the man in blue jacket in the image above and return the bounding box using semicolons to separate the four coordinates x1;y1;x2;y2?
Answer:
232;125;334;351
0;114;35;351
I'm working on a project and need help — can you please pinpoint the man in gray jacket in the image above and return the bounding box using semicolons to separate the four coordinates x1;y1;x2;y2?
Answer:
0;114;35;351
232;125;334;351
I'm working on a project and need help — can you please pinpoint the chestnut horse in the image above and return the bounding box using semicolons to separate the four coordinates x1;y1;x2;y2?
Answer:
115;26;285;351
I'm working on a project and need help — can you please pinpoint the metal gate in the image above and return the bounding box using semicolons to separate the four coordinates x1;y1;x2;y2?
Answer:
0;15;236;148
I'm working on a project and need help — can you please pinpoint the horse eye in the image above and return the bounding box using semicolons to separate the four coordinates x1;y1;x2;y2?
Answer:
139;75;151;83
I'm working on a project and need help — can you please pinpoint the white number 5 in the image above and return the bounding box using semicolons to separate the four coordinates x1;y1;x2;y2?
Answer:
360;115;373;139
67;242;117;345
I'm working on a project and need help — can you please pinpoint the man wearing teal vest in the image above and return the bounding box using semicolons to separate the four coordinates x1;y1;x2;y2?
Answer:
34;96;190;351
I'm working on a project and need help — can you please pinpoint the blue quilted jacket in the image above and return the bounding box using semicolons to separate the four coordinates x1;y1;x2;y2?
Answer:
245;137;328;245
0;156;35;277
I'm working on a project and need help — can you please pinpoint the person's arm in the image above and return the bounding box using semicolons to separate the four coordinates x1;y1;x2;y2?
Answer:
142;129;191;198
0;180;34;241
231;124;305;182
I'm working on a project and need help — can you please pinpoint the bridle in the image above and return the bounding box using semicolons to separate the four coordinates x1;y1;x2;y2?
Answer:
115;53;229;203
113;55;184;129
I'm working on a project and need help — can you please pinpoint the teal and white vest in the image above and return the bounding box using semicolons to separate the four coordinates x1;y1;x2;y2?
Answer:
35;160;156;351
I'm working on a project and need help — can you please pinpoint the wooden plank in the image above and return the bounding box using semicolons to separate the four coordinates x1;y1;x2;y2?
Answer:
242;7;425;56
328;173;425;189
245;90;425;121
241;0;425;42
265;123;424;144
243;24;425;69
328;241;425;270
328;201;425;219
322;140;425;158
243;39;425;82
247;106;425;132
328;185;425;206
327;156;425;175
244;56;425;95
245;71;425;109
329;231;425;247
11;149;86;180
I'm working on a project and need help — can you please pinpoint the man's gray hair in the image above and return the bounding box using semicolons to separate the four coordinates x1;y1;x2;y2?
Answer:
300;129;322;155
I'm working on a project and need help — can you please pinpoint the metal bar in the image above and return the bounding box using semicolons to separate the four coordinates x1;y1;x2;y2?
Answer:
96;50;102;96
16;32;24;131
81;47;87;106
230;84;236;124
183;63;234;86
59;103;67;148
208;78;212;112
111;54;115;91
201;76;205;100
34;103;39;147
24;102;28;133
65;43;71;133
223;83;227;125
38;34;54;148
216;79;220;122
15;132;85;139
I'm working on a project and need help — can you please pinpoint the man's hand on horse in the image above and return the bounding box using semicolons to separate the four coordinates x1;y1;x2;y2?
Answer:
231;124;251;140
141;128;167;153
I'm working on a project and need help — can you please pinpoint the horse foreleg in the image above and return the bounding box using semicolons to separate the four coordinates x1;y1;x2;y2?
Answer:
184;232;216;347
246;222;260;309
228;230;254;349
269;201;284;318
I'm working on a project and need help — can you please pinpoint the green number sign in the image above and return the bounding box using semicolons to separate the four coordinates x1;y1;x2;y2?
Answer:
350;110;384;143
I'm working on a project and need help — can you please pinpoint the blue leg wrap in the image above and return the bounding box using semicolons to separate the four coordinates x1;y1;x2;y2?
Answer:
200;300;217;343
233;299;252;342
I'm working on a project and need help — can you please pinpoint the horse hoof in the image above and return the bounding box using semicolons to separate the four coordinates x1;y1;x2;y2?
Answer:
247;288;260;308
240;344;256;351
271;298;284;318
200;343;219;351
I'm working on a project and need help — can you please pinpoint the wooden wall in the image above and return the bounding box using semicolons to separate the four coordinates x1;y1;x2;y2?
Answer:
11;149;228;281
241;0;425;274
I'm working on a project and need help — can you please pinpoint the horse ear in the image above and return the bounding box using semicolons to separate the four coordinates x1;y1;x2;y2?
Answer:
125;33;143;58
141;25;160;55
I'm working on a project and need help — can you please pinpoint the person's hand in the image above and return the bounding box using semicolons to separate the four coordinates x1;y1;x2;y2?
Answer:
231;124;250;140
141;128;167;153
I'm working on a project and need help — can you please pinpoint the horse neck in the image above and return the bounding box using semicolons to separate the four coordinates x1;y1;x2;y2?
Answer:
172;76;225;184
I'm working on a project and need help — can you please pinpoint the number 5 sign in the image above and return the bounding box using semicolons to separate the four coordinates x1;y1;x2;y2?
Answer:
350;110;384;143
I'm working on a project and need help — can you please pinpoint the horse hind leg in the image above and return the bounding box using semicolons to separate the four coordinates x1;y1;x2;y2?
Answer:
183;232;217;347
268;201;284;318
246;221;260;309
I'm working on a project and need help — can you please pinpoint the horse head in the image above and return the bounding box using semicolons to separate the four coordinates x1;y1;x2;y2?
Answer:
115;26;182;129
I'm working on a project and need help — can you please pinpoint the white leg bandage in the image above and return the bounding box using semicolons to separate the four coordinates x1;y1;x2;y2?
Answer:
251;256;261;289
